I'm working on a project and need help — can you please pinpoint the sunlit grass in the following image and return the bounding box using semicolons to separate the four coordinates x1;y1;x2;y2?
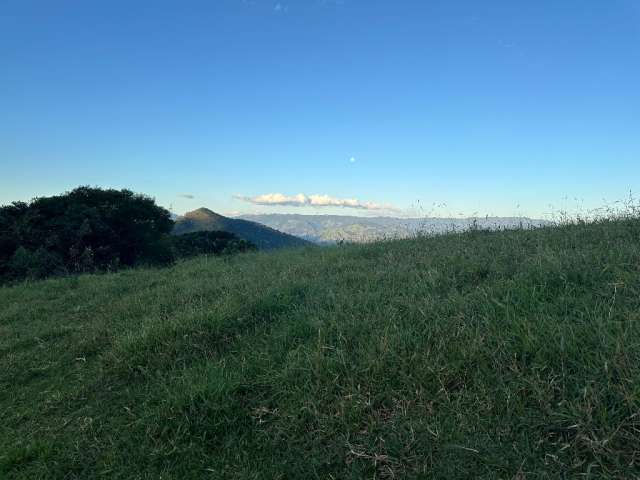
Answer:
2;216;640;478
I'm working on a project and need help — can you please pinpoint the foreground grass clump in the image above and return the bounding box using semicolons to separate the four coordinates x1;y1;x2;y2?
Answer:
1;219;640;479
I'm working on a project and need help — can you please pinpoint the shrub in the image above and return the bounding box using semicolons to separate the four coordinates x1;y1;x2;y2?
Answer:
171;230;256;259
0;186;174;282
7;246;67;280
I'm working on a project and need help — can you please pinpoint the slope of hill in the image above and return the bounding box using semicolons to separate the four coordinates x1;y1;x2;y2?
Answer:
173;208;310;250
239;213;550;243
2;218;640;479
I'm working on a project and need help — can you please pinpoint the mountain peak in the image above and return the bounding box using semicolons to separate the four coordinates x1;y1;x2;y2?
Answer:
173;208;311;250
184;208;224;220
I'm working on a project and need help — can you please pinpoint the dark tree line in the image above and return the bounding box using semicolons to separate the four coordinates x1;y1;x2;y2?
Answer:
0;187;254;282
171;230;256;259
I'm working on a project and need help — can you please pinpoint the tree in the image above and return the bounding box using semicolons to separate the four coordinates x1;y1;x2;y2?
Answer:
0;186;175;281
171;230;256;258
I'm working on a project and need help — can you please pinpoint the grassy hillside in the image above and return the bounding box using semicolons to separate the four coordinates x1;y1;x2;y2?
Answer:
2;218;640;479
173;208;311;250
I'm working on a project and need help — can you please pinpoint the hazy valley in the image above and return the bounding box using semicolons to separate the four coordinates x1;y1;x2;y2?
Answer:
238;213;551;244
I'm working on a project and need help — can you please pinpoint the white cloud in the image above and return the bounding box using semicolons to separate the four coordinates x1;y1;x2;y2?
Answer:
234;192;399;212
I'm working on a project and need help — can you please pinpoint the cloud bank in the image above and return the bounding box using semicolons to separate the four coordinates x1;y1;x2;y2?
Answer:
234;193;399;212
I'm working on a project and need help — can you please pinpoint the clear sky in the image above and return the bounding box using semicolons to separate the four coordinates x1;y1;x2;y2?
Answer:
2;0;639;218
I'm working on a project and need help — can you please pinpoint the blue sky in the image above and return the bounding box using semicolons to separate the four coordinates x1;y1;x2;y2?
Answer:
1;0;639;218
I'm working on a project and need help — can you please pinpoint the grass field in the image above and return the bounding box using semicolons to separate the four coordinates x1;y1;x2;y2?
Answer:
2;218;640;479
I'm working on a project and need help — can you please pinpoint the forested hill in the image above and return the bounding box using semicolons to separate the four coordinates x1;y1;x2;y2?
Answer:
173;208;311;250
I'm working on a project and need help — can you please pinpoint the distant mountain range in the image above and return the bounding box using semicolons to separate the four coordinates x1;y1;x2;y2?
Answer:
173;208;311;250
238;213;551;244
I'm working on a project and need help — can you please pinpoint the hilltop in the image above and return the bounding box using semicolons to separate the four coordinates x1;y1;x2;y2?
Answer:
173;208;311;250
239;213;550;244
2;218;640;478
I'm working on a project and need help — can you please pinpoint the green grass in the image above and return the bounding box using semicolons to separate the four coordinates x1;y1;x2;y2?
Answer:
2;218;640;479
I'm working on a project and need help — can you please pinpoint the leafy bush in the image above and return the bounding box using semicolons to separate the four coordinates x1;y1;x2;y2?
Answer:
171;230;256;258
7;246;67;279
0;186;174;281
